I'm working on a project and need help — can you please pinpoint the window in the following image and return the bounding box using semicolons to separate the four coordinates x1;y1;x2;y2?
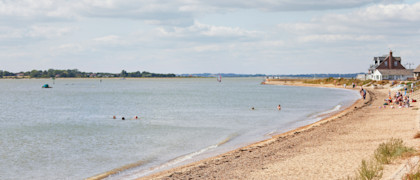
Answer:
394;61;398;66
385;61;388;66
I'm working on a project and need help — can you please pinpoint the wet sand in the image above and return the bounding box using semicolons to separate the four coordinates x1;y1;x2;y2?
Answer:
141;82;419;179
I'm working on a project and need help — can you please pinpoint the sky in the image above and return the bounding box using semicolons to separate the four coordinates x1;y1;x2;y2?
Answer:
1;0;420;74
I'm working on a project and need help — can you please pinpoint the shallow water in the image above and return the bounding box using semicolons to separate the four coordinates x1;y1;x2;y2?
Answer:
0;78;360;179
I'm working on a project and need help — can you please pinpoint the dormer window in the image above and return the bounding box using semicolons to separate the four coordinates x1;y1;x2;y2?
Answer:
394;61;398;67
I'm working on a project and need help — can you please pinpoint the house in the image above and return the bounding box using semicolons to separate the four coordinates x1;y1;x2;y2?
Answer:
367;51;413;80
371;69;413;81
368;53;403;74
414;65;420;80
16;73;25;77
356;74;368;80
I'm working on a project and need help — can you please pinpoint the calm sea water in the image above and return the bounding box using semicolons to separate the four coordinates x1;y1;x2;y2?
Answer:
0;78;360;179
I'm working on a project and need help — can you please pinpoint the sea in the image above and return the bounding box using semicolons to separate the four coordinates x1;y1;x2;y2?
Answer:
0;78;361;179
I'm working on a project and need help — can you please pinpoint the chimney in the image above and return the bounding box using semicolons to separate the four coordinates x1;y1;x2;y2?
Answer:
388;50;392;69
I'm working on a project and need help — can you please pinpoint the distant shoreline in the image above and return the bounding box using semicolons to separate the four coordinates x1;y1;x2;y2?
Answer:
0;77;213;80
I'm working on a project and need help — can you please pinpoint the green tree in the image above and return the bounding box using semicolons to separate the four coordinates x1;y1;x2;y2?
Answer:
29;70;41;78
47;69;55;77
121;70;128;77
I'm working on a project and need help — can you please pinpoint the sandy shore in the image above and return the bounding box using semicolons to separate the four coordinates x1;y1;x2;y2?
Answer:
140;81;419;180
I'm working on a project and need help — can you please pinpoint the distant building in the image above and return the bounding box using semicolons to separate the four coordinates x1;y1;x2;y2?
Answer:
356;74;368;80
367;51;413;81
414;65;420;80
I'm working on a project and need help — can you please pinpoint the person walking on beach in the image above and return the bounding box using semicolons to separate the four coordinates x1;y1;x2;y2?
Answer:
360;87;366;100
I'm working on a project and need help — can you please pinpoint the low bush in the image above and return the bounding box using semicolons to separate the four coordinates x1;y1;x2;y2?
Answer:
374;138;415;164
357;160;383;180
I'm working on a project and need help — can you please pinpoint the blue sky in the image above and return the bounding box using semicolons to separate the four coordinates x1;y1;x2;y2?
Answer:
1;0;419;74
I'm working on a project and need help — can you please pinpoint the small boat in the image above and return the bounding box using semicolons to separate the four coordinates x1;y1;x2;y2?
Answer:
42;84;52;88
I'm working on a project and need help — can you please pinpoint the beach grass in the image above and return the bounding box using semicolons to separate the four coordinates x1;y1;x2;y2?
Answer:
301;77;376;87
356;160;383;180
374;138;415;164
404;169;420;180
349;138;415;180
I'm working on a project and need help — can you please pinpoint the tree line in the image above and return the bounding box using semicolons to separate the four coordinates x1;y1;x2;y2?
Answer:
0;69;176;78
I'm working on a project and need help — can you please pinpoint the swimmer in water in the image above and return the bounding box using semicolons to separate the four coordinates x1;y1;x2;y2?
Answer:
122;117;125;120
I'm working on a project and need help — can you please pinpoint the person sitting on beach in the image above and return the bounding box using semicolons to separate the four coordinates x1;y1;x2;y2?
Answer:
405;96;410;108
277;104;281;110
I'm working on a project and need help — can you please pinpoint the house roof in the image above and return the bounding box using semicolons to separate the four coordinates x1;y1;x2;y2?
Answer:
414;65;420;73
374;56;401;61
376;69;413;76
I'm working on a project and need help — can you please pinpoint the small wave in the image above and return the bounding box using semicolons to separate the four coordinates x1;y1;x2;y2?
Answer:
320;104;342;116
87;159;151;180
306;104;342;119
122;133;239;179
158;133;238;168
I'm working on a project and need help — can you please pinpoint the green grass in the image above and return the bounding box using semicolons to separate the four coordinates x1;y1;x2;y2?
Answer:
404;171;420;180
374;138;415;164
349;138;415;180
303;78;368;86
357;160;383;180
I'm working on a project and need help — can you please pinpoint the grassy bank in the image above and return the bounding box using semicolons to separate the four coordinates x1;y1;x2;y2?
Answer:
349;138;416;180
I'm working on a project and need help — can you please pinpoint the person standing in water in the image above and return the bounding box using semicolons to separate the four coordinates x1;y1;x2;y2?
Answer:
277;104;281;110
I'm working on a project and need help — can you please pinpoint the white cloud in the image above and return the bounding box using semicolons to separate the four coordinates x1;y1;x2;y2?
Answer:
157;21;260;40
204;0;403;11
1;0;420;74
278;2;420;43
50;43;84;53
0;25;73;41
28;26;73;38
297;34;385;43
0;0;404;26
93;35;119;42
